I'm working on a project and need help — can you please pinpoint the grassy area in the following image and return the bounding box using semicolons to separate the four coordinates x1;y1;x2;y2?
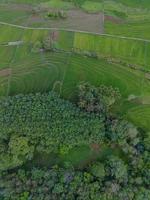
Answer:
9;50;69;95
0;46;15;68
115;0;150;9
0;76;9;96
81;1;103;13
0;25;23;43
102;0;150;41
0;0;47;4
105;21;150;40
40;0;75;10
74;32;150;70
27;144;125;169
61;54;150;99
126;105;150;131
57;31;74;50
2;48;149;98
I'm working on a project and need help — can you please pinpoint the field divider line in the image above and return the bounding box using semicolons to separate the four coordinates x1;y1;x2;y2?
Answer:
0;21;150;43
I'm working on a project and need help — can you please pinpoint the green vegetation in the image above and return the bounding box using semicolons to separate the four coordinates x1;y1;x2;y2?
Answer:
126;105;150;131
1;164;149;200
40;0;74;10
78;82;121;113
105;3;150;40
115;0;150;8
0;88;149;199
103;0;150;40
47;10;67;19
0;1;150;199
0;23;150;131
105;21;150;40
0;91;105;171
81;1;103;13
74;32;150;70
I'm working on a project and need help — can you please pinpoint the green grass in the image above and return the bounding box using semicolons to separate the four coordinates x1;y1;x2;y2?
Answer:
0;76;9;96
0;46;16;68
0;25;24;43
74;32;150;70
105;21;150;40
102;0;150;41
23;29;50;43
126;105;150;131
0;9;30;25
61;54;150;99
4;49;149;99
0;0;48;4
81;1;103;13
115;0;150;8
9;50;69;95
40;0;74;10
57;31;74;50
26;144;125;169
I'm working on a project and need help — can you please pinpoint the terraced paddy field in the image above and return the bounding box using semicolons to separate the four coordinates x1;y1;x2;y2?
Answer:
61;54;150;98
2;48;149;97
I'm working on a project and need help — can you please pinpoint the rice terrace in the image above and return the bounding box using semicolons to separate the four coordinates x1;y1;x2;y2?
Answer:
0;1;150;200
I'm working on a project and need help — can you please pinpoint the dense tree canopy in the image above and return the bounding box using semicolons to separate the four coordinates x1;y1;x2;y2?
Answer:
0;86;149;200
0;92;105;171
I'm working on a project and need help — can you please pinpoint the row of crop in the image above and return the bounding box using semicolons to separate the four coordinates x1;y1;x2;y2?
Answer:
73;32;150;71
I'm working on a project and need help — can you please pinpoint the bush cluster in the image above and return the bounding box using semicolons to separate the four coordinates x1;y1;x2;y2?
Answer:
47;10;67;19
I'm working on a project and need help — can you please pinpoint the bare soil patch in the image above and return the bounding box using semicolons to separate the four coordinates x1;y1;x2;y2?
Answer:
0;68;11;77
29;9;104;33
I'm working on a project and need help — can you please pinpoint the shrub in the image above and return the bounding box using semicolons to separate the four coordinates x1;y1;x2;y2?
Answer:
77;82;121;114
90;162;105;178
47;10;67;19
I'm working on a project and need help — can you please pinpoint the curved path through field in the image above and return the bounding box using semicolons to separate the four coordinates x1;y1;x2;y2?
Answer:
0;21;150;43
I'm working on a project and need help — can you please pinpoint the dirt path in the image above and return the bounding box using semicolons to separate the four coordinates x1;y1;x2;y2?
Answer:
0;21;150;43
